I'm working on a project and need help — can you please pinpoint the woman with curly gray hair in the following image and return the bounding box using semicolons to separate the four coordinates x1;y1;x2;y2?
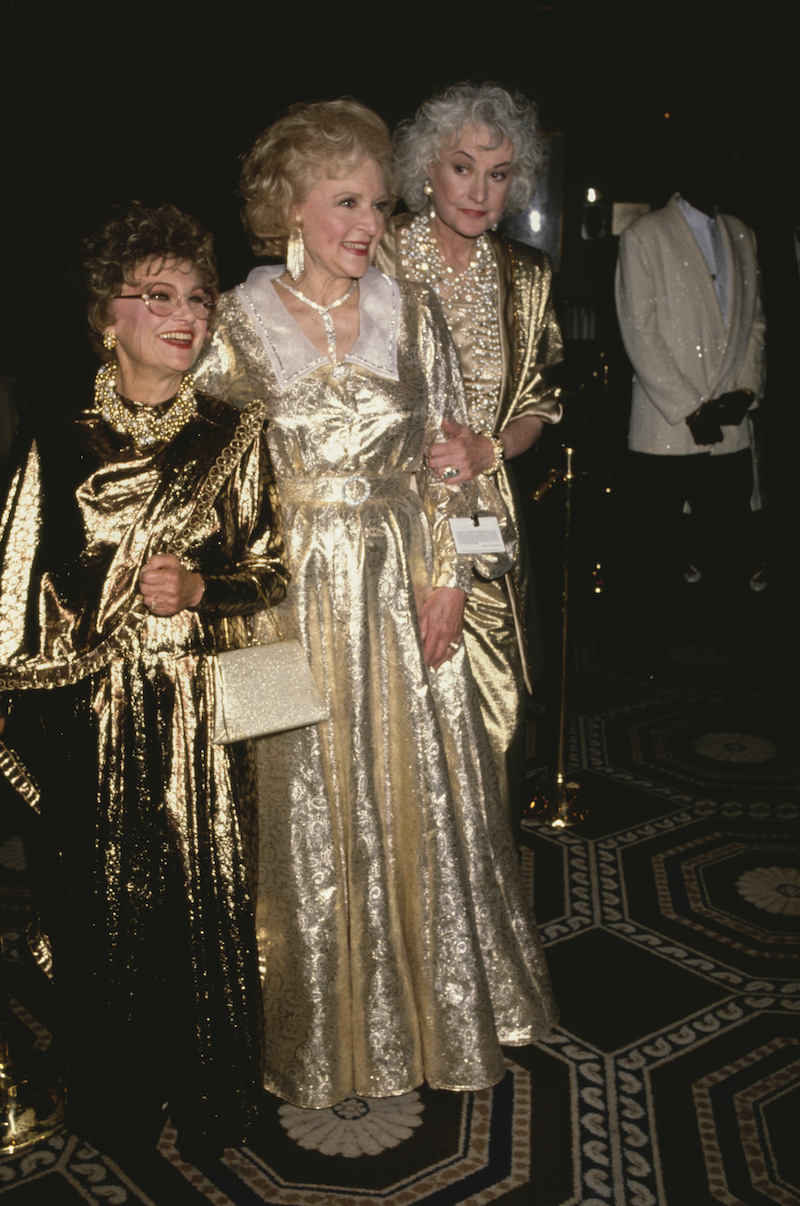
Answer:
377;81;564;822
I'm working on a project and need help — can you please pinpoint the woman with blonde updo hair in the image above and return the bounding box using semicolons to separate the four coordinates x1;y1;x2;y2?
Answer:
196;98;556;1111
239;97;395;257
377;80;564;827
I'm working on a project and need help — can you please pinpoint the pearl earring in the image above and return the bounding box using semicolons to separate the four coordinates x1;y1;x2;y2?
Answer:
423;181;436;222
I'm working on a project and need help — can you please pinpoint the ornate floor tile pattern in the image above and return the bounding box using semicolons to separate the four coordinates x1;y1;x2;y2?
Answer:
216;1061;531;1204
2;596;798;1203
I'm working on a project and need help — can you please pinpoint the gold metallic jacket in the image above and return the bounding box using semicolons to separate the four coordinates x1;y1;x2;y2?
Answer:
377;220;563;823
0;394;287;687
377;219;564;678
0;391;288;1143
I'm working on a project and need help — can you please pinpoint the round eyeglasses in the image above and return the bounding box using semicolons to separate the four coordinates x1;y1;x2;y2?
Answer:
115;285;216;320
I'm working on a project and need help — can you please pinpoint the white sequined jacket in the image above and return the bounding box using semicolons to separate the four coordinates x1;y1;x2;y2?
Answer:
615;193;765;456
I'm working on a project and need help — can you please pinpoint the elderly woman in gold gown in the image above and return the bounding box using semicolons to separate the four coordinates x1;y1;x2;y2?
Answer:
0;202;288;1156
376;82;564;821
195;99;557;1110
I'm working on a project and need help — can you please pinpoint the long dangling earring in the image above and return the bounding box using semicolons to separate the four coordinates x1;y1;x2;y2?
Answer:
103;330;116;352
423;181;436;222
287;228;305;281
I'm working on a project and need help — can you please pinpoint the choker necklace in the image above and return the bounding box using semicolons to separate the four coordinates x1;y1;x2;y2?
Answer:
94;363;197;447
275;276;357;366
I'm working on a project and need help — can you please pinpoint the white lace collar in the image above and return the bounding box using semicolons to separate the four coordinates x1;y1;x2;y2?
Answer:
235;265;400;389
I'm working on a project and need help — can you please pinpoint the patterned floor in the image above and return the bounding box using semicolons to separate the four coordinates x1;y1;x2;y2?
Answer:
1;588;798;1204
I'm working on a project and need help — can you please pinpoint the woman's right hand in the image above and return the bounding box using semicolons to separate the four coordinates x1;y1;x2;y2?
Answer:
418;586;466;671
138;554;204;617
427;420;494;483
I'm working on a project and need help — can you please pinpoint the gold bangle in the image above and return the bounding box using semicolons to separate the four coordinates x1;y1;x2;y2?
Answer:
482;434;505;475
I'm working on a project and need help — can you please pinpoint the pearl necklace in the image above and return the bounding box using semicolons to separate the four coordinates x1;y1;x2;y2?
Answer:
275;276;357;371
94;363;197;448
398;216;503;434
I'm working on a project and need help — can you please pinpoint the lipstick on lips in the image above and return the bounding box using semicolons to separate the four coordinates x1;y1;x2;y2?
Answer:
159;330;195;348
343;241;370;256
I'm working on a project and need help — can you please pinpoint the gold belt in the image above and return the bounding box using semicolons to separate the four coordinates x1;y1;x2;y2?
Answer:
280;473;413;506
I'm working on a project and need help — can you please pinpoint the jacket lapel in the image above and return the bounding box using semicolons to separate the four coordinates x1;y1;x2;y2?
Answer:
490;233;514;433
668;195;724;326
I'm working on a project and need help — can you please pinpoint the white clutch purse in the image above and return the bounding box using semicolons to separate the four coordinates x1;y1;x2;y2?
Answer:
211;638;327;744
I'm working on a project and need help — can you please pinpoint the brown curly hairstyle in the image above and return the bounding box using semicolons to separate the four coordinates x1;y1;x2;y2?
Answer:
79;200;218;362
240;98;394;258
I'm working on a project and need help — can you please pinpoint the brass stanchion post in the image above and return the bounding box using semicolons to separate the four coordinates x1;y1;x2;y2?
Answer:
527;446;586;827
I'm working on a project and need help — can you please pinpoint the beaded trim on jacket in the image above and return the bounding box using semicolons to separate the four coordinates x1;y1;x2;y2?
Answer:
397;215;503;434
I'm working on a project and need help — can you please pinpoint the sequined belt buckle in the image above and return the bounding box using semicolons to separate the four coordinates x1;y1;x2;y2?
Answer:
343;475;371;505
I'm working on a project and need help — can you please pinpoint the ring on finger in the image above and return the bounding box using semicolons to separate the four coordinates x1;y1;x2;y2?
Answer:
441;466;459;480
448;640;461;651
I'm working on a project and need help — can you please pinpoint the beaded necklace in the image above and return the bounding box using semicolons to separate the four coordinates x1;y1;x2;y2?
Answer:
398;215;503;433
93;363;197;448
274;276;357;374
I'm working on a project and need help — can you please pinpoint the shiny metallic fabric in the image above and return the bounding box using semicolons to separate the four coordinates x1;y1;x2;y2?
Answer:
212;638;327;742
377;219;564;814
0;392;288;1145
196;269;557;1109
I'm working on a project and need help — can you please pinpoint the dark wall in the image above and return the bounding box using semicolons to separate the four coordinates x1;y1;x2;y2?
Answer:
2;7;793;377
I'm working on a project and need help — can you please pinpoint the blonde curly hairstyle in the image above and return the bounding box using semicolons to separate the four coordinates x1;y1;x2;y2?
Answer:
240;98;395;258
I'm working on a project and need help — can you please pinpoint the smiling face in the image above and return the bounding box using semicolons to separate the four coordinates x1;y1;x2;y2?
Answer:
107;259;211;401
427;123;514;242
293;157;390;290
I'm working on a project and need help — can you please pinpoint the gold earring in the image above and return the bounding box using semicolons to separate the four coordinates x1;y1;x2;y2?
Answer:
103;330;116;351
287;228;305;281
423;182;436;222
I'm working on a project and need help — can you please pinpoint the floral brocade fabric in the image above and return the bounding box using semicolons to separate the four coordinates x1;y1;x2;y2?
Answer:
195;269;558;1109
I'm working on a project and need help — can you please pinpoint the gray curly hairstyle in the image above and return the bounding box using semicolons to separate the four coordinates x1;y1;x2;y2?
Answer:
393;81;544;215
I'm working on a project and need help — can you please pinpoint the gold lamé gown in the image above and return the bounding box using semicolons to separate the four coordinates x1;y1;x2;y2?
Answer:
195;267;557;1109
0;389;288;1146
376;219;563;818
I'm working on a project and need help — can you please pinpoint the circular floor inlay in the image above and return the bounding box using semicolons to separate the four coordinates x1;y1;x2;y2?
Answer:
332;1096;370;1121
736;866;800;915
278;1091;424;1157
692;732;776;763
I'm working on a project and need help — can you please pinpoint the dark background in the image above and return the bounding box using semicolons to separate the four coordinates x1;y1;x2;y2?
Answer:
2;4;793;326
2;1;796;579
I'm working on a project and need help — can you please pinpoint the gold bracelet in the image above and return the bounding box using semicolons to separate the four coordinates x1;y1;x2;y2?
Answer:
482;434;505;475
